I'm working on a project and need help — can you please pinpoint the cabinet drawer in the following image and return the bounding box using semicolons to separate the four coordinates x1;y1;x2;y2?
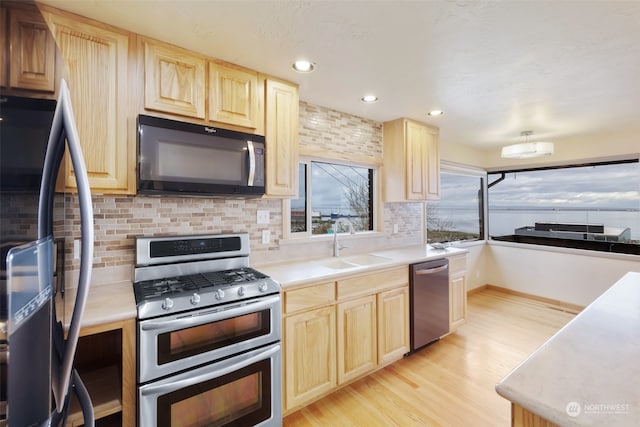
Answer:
448;254;467;274
284;282;335;314
337;267;407;300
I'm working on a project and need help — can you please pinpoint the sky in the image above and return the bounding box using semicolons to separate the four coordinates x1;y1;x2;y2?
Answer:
291;162;371;214
487;162;639;210
292;160;640;216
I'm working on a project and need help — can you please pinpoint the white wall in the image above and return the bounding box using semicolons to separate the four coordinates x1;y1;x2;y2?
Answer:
484;243;640;307
455;244;487;291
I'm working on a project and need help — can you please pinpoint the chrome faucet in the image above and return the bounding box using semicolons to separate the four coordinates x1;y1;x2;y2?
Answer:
333;218;355;257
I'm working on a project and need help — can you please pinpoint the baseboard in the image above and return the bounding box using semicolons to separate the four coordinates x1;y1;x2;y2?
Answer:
467;284;489;296
470;284;584;314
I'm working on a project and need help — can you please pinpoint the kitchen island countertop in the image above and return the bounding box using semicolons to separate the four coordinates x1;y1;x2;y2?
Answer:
495;271;640;426
256;244;468;289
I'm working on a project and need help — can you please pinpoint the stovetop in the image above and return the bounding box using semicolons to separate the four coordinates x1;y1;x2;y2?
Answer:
133;234;280;319
134;267;269;302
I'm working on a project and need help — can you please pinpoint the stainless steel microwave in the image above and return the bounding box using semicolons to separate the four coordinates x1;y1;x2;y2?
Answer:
137;115;265;197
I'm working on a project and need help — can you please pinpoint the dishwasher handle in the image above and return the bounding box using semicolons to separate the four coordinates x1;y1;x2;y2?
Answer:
414;264;448;275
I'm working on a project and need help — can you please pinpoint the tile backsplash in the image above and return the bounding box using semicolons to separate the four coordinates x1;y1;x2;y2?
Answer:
59;102;424;286
299;101;383;159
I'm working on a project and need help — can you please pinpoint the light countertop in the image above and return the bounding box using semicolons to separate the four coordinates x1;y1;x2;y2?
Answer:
66;244;467;328
495;271;640;426
256;244;468;289
59;280;136;330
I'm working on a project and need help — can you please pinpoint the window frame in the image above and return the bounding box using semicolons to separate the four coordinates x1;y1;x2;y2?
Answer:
283;157;381;240
426;161;487;246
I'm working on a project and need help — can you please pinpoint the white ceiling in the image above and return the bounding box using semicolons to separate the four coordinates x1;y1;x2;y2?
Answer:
38;0;640;150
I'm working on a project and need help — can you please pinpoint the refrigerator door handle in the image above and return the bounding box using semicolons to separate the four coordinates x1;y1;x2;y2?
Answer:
38;79;94;416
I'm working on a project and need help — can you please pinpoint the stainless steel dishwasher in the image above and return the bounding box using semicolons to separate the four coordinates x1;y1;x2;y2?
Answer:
409;258;449;351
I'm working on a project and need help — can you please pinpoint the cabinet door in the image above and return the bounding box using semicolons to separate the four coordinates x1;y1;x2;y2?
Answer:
425;126;440;199
383;118;439;202
43;11;132;193
405;120;428;200
284;306;336;411
377;286;409;365
144;40;205;119
265;78;299;197
208;61;259;128
450;273;467;331
0;7;6;87
337;295;377;384
9;6;56;92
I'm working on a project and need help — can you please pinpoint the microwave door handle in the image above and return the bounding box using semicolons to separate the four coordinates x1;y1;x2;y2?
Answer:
247;140;256;186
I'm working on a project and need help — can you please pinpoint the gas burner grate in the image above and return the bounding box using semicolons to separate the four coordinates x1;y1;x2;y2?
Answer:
133;267;269;303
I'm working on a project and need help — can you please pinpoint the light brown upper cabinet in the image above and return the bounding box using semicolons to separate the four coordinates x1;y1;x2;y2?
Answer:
40;7;133;194
208;61;260;129
383;118;440;202
265;77;299;197
0;7;6;87
2;2;56;93
144;39;206;119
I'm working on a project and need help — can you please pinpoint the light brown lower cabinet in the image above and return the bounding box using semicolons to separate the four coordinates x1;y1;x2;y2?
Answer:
337;295;377;384
283;267;409;414
377;286;410;364
448;254;468;332
65;318;135;427
512;403;559;427
284;305;337;411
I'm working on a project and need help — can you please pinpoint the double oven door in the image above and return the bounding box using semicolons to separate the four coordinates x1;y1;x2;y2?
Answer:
138;293;282;426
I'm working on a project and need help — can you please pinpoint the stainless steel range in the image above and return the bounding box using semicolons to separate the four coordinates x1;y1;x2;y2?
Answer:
133;233;282;427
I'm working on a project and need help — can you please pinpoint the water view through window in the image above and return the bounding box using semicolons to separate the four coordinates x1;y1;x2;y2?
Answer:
427;171;484;243
488;160;640;253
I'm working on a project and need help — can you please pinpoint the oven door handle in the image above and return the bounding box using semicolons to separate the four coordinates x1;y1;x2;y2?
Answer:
140;343;280;396
140;294;280;332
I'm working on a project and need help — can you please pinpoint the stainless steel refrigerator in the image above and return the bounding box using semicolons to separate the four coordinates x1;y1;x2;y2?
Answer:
1;79;95;426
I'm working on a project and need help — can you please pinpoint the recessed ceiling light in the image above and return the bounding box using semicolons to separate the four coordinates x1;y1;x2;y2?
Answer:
292;60;315;73
428;110;444;116
361;95;378;103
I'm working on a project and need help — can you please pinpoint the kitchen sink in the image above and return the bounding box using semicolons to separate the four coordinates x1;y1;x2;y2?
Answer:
316;258;358;269
342;254;391;266
316;254;392;270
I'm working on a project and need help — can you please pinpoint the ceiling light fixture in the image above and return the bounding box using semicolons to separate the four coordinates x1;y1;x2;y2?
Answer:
361;95;378;103
501;131;554;159
292;60;315;73
427;110;444;116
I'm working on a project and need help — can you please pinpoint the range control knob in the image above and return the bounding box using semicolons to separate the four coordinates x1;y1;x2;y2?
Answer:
258;282;269;292
162;297;174;311
190;293;201;305
215;289;225;300
237;286;246;297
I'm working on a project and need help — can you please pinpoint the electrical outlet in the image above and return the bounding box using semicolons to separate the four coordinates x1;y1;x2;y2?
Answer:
257;210;270;224
262;230;271;244
73;239;80;259
393;224;399;234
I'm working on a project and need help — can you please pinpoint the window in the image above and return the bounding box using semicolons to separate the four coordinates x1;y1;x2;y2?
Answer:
290;160;374;235
488;160;640;255
426;163;485;244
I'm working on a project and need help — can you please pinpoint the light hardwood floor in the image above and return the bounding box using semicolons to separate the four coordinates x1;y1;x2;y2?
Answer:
283;288;577;427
